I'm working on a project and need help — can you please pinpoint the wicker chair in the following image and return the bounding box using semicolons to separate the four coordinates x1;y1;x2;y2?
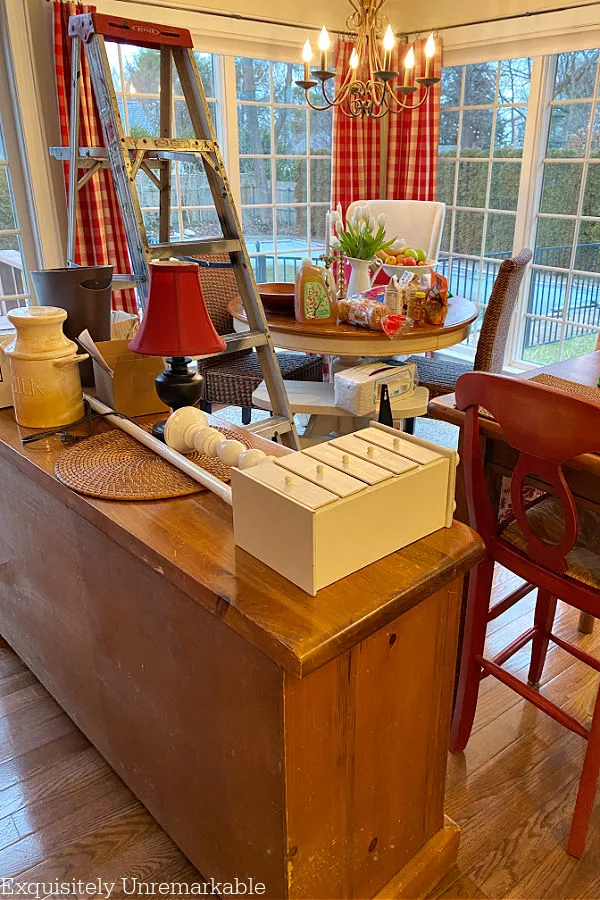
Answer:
410;248;533;399
194;255;322;424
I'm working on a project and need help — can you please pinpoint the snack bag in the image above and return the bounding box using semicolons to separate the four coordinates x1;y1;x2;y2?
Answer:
428;272;449;303
337;296;409;337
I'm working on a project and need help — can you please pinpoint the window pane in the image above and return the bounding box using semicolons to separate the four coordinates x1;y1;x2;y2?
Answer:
194;52;216;98
547;103;592;158
437;159;455;205
527;268;567;318
456;160;488;208
142;210;159;243
105;42;122;91
310;107;333;154
489;161;521;211
0;234;25;297
277;159;307;204
460;108;493;156
441;67;462;107
494;107;526;156
439;110;459;155
0;168;16;230
540;162;583;215
582;163;600;216
182;208;222;238
122;46;160;94
568;274;600;322
535;217;575;267
575;221;600;272
135;169;159;208
242;208;274;250
238;105;271;154
554;50;599;100
236;58;270;101
240;158;272;205
453;210;484;255
174;99;194;139
310;205;328;244
498;58;531;104
521;317;562;363
310;158;331;203
485;212;515;256
274;108;307;154
277;205;308;244
179;161;212;207
449;257;482;303
127;97;160;136
464;62;497;105
273;62;304;103
559;324;600;359
591;107;600;158
440;214;451;252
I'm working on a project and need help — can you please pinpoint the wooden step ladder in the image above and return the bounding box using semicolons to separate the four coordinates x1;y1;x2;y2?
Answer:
50;12;299;448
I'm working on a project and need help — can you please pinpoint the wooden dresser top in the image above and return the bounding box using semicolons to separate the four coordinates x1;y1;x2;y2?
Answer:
0;409;483;677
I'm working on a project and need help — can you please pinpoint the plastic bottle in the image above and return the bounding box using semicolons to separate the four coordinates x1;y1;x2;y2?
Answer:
294;258;337;324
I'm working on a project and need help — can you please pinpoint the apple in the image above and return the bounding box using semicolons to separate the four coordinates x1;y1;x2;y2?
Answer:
402;257;417;266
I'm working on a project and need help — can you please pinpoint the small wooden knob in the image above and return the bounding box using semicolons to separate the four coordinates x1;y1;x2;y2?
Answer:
316;464;324;478
284;475;293;488
342;454;350;466
367;445;374;456
393;438;401;450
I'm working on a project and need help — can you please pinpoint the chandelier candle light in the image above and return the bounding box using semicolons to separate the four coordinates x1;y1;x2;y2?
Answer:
296;0;439;119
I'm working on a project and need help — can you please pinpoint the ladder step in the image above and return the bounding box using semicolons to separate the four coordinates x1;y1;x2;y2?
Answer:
193;331;268;360
150;239;241;259
245;416;293;438
121;137;216;153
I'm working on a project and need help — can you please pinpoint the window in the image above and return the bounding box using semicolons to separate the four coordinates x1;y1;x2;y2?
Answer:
0;111;29;314
519;50;600;363
235;56;333;282
105;42;220;245
438;58;532;347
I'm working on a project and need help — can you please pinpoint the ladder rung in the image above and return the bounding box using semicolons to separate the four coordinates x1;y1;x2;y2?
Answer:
193;331;268;360
120;137;216;153
245;416;293;438
50;147;210;168
150;239;241;258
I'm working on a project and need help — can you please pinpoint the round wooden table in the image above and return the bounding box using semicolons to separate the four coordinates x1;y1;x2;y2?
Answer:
228;295;478;358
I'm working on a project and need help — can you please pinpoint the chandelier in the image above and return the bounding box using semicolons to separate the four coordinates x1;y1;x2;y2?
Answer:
295;0;439;119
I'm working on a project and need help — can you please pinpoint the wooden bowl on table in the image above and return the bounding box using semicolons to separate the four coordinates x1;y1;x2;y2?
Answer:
257;283;295;314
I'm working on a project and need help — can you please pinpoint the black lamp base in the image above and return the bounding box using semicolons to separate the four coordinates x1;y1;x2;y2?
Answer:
153;356;203;442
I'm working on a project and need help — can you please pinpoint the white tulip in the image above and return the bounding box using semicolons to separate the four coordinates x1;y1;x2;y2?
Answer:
336;202;343;219
378;213;386;227
368;216;376;230
359;220;366;232
351;214;360;228
331;236;341;249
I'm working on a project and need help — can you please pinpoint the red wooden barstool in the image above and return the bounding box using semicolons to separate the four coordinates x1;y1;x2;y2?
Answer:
451;371;600;857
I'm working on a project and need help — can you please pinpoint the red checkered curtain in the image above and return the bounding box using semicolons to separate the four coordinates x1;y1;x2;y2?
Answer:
332;37;442;211
332;40;381;213
387;38;442;200
53;1;137;314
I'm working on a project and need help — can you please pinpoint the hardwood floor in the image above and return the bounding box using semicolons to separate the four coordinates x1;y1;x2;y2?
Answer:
0;568;598;898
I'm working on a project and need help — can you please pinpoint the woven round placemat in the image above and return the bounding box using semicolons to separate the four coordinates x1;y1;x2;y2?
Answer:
54;426;253;501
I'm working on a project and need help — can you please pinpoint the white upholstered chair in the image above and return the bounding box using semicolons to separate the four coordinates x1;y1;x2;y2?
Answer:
345;199;446;260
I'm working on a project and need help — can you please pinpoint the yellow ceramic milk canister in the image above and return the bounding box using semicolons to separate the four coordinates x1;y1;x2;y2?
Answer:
4;306;87;428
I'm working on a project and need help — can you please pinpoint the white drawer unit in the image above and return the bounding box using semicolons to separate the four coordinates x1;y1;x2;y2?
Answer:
231;422;458;595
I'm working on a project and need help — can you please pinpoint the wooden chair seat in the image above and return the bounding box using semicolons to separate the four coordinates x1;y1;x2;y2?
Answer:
501;495;600;591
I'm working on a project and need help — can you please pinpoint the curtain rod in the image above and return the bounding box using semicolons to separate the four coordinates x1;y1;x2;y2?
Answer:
49;0;600;39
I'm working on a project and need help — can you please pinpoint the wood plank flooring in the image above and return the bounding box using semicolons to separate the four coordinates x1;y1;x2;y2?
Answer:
0;568;598;898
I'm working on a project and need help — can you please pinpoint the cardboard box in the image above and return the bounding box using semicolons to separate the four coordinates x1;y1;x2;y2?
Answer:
92;339;169;417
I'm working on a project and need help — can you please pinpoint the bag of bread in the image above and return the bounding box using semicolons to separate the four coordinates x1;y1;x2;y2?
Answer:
337;296;410;337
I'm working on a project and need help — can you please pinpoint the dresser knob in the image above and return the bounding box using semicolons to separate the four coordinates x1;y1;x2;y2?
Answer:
284;475;293;488
316;464;324;478
342;454;350;466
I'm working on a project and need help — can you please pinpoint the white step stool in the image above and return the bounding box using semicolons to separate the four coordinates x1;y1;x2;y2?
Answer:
252;380;429;446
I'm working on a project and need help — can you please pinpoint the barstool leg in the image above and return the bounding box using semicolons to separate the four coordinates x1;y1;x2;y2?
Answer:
568;682;600;857
528;590;557;686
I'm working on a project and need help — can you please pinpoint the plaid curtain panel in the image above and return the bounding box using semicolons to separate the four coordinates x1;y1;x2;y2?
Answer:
332;37;442;212
53;1;137;314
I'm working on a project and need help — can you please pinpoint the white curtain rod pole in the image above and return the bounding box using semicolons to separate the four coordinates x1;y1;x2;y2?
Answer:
84;394;233;506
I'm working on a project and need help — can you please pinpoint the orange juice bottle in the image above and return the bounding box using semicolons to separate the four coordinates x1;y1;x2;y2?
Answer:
294;259;337;324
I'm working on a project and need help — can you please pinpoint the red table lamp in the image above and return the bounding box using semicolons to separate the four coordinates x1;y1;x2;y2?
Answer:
129;260;226;439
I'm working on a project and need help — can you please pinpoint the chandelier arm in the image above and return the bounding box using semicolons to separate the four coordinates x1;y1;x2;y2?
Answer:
321;77;356;106
386;85;431;111
303;95;334;111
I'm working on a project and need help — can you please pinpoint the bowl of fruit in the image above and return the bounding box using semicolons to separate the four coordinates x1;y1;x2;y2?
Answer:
379;246;437;278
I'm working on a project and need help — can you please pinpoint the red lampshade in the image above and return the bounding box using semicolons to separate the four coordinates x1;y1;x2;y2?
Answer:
129;260;227;357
